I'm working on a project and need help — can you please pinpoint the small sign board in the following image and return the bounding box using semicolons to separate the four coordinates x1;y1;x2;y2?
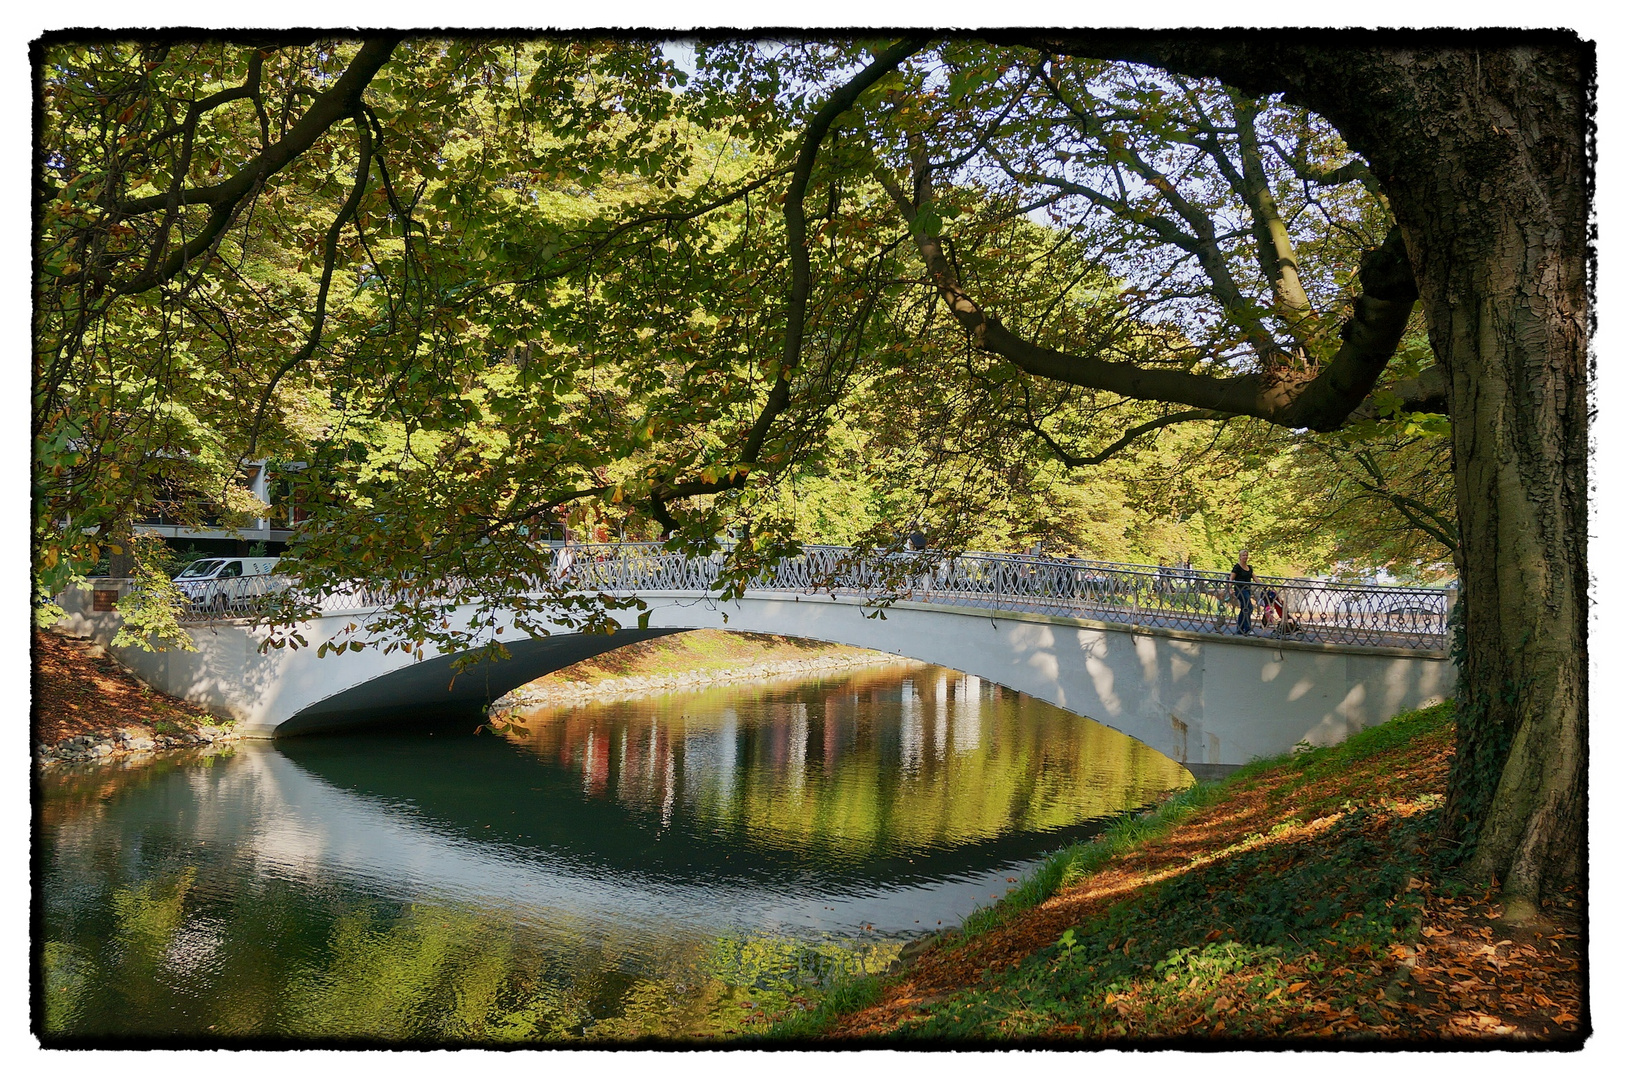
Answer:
92;589;119;612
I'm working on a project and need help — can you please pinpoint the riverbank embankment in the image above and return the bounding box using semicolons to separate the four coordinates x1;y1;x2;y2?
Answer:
774;701;1584;1046
492;629;908;713
33;630;239;766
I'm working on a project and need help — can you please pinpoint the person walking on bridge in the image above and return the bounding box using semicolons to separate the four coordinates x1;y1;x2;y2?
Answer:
552;531;577;586
1230;549;1256;635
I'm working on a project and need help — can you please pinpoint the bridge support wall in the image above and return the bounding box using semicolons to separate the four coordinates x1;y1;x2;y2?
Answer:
55;584;1453;769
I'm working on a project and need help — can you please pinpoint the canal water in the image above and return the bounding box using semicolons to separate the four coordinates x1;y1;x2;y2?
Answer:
39;662;1190;1043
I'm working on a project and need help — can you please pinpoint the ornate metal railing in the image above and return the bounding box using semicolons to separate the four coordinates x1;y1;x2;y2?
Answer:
174;572;302;619
176;542;1453;650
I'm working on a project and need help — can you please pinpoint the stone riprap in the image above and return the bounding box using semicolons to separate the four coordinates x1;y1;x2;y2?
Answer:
38;724;238;767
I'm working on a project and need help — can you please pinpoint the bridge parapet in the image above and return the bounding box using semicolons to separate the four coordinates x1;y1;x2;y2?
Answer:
184;543;1452;652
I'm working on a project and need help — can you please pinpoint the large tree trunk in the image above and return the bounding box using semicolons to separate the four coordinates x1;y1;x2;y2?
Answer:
1077;35;1592;911
1379;51;1591;914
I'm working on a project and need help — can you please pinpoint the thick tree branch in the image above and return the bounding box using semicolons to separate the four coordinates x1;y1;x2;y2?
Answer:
110;37;401;295
118;38;400;217
1229;93;1313;334
741;37;929;467
884;149;1420;430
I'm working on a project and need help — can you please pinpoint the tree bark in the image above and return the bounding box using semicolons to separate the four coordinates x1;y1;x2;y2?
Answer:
1041;32;1592;909
1376;51;1590;913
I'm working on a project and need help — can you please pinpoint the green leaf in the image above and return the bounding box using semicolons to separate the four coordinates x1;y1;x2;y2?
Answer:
911;204;943;236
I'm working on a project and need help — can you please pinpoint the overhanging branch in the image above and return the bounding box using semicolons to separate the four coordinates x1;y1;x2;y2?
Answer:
1027;407;1229;468
110;36;402;295
243;110;374;459
882;150;1421;430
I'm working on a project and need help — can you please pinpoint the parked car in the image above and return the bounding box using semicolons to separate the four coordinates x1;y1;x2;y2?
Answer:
173;557;281;611
1383;600;1446;629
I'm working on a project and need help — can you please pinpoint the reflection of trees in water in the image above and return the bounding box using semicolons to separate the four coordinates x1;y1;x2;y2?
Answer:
51;886;898;1042
37;747;235;836
41;940;94;1035
515;666;1190;855
285;906;530;1041
43;762;904;1045
42;865;199;1036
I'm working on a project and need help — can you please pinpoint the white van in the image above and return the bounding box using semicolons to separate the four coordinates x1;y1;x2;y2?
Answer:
173;557;281;603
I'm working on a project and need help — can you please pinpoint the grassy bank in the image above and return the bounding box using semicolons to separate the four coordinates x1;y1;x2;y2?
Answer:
510;629;896;691
769;702;1584;1046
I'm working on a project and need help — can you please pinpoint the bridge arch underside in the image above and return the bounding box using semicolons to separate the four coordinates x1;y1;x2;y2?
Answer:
266;592;1451;772
276;627;688;735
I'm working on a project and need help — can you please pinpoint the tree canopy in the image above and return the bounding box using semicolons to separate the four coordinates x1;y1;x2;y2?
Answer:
35;37;1448;579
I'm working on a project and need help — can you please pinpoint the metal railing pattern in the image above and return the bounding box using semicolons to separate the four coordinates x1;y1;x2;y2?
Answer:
175;572;301;619
177;543;1452;650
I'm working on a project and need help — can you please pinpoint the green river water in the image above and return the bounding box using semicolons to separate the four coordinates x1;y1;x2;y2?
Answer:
38;661;1190;1045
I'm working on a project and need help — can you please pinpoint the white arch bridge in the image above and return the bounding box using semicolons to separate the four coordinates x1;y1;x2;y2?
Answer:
59;544;1454;777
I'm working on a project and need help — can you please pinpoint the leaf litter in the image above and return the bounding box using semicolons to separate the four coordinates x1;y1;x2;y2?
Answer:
813;703;1585;1046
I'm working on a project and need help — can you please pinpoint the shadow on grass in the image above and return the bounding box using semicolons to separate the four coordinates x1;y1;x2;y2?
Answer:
762;701;1458;1043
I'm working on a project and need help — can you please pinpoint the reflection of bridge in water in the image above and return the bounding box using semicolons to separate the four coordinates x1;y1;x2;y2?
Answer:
61;545;1454;776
